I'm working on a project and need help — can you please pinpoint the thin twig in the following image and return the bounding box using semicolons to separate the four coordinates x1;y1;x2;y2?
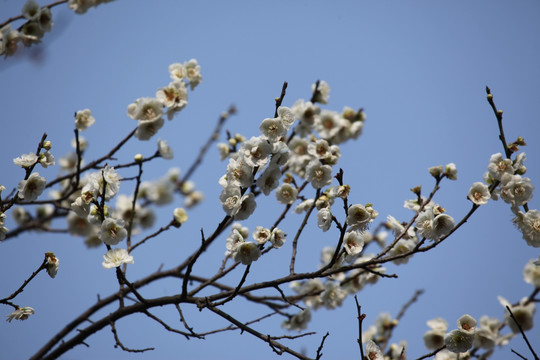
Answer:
110;321;154;353
506;305;539;360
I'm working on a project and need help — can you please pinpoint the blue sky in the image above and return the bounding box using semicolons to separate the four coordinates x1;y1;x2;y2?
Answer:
1;0;539;359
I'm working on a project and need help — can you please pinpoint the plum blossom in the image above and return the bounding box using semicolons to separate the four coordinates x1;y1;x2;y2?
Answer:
513;209;540;247
6;307;34;322
102;248;134;269
13;152;38;168
233;242;261;265
305;160;333;189
74;109;95;131
467;182;490;205
98;218;127;245
282;308;311;331
45;252;59;279
275;183;298;204
343;230;364;256
17;172;46;201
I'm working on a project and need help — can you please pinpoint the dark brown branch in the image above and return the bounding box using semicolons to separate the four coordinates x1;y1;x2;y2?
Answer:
415;346;445;360
354;296;366;360
110;321;154;353
486;86;512;159
274;81;288;118
506;305;540;360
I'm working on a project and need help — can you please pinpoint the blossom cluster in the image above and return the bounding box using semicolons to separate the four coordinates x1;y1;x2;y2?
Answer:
0;0;53;58
128;59;201;140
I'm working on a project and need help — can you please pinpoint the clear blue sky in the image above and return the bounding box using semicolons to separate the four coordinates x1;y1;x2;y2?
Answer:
1;1;539;359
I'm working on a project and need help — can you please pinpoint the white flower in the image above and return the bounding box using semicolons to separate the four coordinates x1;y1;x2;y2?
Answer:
233;242;261;265
217;143;230;161
270;141;290;167
343;230;365;256
305;160;333;189
225;228;245;256
256;165;281;196
98;218;127;245
524;258;540;287
169;62;186;81
184;59;202;89
317;208;333;232
6;307;35;322
346;204;372;231
473;316;500;350
294;199;314;213
86;165;121;201
259;117;287;143
135;117;165;140
45;252;59;279
235;192;257;220
226;157;255;188
513;209;540;247
39;151;55;168
275;183;298;204
13;152;38;168
277;106;295;128
467;182;490;205
365;340;384;360
184;190;204;208
312;80;330;104
315;110;343;139
241;136;272;168
282;308;311;331
388;238;416;265
488;153;513;180
157;139;174;159
102;248;134;269
444;329;474;353
68;0;97;14
74;109;95;131
17;172;46;201
321;281;347;309
252;226;271;245
270;228;286;248
22;0;41;21
127;97;164;122
445;163;458;180
424;318;448;350
415;208;454;240
429;165;444;178
145;178;174;205
457;314;476;334
500;174;534;206
67;212;94;237
156;81;188;111
173;208;188;224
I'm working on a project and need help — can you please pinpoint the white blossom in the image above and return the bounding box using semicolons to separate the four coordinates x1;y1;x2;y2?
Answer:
226;157;255;188
343;230;364;256
365;340;384;360
173;208;188;224
305;160;333;189
169;62;186;81
467;182;490;205
156;81;188;113
252;226;271;245
39;151;55;168
444;329;474;353
320;281;347;309
424;318;448;350
45;252;59;279
270;227;286;249
98;218;127;245
128;97;164;122
282;308;311;331
155;139;174;160
445;163;458;180
233;242;261;265
346;204;372;231
523;258;540;287
498;296;536;333
184;59;202;90
74;109;95;131
6;307;35;322
135;117;165;140
312;80;330;104
500;174;534;206
513;209;540;247
102;248;134;269
241;136;272;168
488;153;514;180
17;172;46;201
225;228;245;256
277;106;294;128
259;117;287;143
256;165;281;195
275;183;298;204
13;152;38;168
317;208;332;232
